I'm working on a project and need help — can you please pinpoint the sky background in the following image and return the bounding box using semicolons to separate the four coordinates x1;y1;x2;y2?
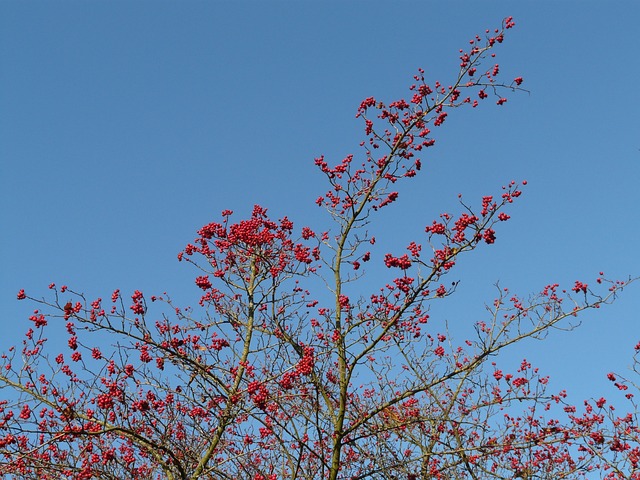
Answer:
2;2;639;410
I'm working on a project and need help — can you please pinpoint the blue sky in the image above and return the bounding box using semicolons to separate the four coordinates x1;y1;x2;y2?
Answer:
2;2;639;408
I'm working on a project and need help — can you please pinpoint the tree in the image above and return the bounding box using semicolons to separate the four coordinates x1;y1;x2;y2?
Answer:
1;17;634;479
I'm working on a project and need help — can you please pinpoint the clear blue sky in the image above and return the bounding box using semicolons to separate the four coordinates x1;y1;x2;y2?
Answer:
2;2;639;407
